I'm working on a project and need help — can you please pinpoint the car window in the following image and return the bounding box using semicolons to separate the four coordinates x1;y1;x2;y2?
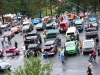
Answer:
67;32;74;35
65;42;75;47
60;24;66;27
46;33;56;38
86;28;97;32
83;41;94;47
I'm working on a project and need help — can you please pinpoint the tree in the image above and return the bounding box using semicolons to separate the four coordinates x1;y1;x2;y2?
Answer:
6;56;53;75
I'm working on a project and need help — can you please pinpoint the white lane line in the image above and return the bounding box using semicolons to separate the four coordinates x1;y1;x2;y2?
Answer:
12;56;23;62
6;57;11;61
11;56;18;61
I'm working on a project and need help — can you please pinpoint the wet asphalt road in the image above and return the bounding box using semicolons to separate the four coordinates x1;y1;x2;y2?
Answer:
0;20;100;75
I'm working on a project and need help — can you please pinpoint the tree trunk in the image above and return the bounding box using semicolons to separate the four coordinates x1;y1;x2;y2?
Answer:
76;0;80;15
2;14;4;24
50;0;52;16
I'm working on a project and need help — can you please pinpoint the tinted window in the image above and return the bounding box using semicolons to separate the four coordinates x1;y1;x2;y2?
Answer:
60;24;66;27
67;32;74;35
86;28;97;32
46;33;56;38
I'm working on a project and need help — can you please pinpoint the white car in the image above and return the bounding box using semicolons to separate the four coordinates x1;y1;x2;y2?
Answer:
0;22;10;29
82;39;95;54
0;59;11;70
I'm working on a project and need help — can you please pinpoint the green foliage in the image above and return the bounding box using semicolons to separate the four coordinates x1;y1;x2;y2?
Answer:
6;56;53;75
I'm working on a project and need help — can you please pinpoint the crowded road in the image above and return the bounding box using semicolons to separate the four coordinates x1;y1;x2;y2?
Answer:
0;18;100;75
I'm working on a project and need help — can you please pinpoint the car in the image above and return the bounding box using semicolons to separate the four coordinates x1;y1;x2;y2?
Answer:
59;22;69;32
64;41;78;55
66;27;79;41
85;27;99;40
42;40;58;56
32;18;41;25
46;22;53;29
35;23;46;30
11;20;20;27
25;31;42;43
88;16;97;22
44;29;59;42
21;20;33;33
68;18;74;26
6;47;20;55
25;44;41;58
0;49;4;56
82;39;95;54
3;31;15;38
0;59;11;70
11;25;22;34
0;22;10;29
74;18;83;31
42;16;52;23
89;21;98;30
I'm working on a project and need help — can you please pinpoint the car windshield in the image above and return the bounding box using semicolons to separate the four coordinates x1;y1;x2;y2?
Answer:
46;33;56;38
67;32;74;35
60;24;66;27
86;28;97;32
65;42;75;47
83;41;94;47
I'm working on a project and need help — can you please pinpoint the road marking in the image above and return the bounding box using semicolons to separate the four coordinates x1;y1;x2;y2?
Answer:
12;56;24;62
6;57;11;61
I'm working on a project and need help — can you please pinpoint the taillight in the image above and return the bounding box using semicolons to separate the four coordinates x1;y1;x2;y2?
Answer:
86;35;88;39
96;34;98;37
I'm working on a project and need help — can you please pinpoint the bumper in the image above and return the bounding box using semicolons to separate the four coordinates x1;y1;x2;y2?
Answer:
42;52;55;56
36;27;43;29
83;50;93;52
66;50;76;54
0;65;11;70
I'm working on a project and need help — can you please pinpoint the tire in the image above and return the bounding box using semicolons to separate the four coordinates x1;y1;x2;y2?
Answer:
13;52;16;55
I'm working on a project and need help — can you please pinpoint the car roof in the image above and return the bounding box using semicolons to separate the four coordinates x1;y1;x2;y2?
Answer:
26;36;37;39
28;44;38;48
60;22;67;24
47;29;59;34
66;27;76;33
45;40;55;45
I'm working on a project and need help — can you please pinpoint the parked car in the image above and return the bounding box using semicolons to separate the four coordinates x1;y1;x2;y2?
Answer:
0;49;4;56
44;29;60;42
6;47;20;55
3;31;15;38
46;22;53;29
0;59;11;70
21;20;33;34
59;22;69;32
89;21;98;30
85;27;99;40
82;39;95;54
42;40;58;56
66;27;79;41
64;41;78;55
25;31;42;43
11;25;22;33
0;22;10;29
32;18;41;25
74;18;83;31
25;44;41;58
35;23;46;30
11;20;20;27
42;16;52;23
